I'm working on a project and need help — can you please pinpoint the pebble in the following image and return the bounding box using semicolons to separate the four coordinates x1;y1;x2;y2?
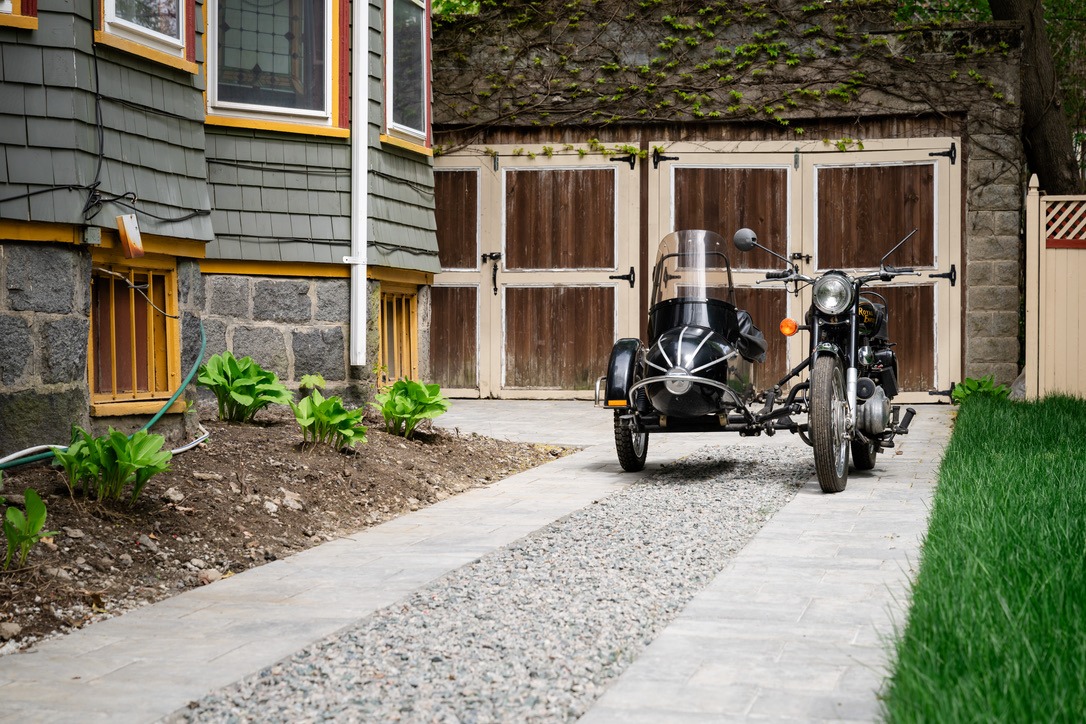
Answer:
162;488;185;504
181;446;810;722
0;623;22;640
138;534;159;553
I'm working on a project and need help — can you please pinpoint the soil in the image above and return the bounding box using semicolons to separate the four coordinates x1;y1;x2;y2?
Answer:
0;404;571;654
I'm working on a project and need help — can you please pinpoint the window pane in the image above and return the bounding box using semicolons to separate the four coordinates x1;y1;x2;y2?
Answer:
392;0;425;133
217;0;326;112
116;0;181;39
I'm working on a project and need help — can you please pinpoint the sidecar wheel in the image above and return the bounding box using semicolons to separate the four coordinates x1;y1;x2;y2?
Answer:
851;438;878;471
614;411;648;472
811;355;849;493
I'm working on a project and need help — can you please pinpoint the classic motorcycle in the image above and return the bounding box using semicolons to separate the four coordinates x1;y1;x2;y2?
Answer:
732;226;919;492
597;227;921;494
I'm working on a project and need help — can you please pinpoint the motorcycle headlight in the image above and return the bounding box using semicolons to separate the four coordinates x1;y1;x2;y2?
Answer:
813;275;853;316
664;368;692;395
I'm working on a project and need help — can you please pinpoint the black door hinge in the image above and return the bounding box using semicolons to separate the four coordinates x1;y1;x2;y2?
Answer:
609;266;636;288
612;154;636;170
928;142;957;165
652;147;678;169
928;264;956;287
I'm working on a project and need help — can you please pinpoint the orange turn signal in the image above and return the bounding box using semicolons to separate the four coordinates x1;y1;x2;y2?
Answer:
779;318;799;337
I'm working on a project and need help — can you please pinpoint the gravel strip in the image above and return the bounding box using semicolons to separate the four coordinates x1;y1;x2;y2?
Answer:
175;446;812;723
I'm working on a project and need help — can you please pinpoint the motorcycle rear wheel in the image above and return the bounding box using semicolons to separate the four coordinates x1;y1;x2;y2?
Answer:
614;411;648;472
811;355;849;493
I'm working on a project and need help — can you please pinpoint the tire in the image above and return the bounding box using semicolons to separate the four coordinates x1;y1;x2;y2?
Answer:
851;437;878;471
810;355;849;493
614;411;648;472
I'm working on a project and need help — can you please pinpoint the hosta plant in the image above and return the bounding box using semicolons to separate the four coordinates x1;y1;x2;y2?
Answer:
4;488;58;570
373;379;450;439
197;351;292;423
291;384;368;451
951;375;1011;405
51;427;173;504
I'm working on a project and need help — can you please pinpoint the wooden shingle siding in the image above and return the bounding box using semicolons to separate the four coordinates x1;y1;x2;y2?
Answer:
0;1;211;241
204;131;352;264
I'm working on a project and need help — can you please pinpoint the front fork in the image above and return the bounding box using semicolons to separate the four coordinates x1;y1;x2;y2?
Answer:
811;313;859;439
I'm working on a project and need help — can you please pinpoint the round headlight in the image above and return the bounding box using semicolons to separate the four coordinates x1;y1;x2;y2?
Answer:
813;275;853;316
664;368;692;395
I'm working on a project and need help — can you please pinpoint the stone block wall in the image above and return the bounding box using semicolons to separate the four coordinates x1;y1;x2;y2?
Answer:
963;110;1027;387
0;242;91;456
201;274;372;405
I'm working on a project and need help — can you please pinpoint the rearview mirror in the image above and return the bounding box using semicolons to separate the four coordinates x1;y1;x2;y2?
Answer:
733;228;758;252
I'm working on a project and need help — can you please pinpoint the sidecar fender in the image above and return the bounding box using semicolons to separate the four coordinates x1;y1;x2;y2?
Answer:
603;338;642;407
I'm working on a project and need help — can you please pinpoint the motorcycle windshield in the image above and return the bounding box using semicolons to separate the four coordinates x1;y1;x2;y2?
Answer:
651;229;736;306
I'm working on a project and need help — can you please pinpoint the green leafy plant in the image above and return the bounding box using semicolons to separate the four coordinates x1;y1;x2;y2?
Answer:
951;375;1011;405
197;351;292;423
373;379;450;439
290;384;368;451
4;488;58;570
51;427;173;504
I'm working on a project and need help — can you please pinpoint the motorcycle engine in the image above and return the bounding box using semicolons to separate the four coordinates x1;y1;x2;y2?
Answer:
857;385;892;436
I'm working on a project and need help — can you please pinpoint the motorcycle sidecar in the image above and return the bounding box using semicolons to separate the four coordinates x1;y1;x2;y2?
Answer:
595;229;768;471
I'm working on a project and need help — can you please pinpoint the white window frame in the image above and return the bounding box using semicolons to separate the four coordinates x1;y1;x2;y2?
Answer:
104;0;186;58
0;1;14;14
206;0;335;125
384;0;429;144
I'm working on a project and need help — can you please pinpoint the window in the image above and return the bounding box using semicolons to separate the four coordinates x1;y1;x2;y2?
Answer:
0;0;39;29
384;0;430;144
379;284;419;384
90;259;181;412
207;0;338;126
99;0;194;66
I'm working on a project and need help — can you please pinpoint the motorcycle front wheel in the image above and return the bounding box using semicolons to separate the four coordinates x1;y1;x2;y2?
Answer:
810;355;849;493
614;411;648;472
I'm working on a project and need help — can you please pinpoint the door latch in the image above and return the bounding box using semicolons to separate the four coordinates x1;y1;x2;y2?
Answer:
928;264;956;287
609;266;636;288
481;252;502;295
789;252;812;264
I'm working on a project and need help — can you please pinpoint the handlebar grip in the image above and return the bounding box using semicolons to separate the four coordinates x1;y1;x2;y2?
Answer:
883;265;916;275
765;270;791;279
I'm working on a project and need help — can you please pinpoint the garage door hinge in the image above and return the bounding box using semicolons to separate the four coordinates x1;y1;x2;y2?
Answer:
928;264;957;287
652;148;678;169
611;154;637;170
794;146;800;170
928;142;957;165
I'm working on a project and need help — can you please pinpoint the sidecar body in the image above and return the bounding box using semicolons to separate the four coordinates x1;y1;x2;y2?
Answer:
597;230;767;458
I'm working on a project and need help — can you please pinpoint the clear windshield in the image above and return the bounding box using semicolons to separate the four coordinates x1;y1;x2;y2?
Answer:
651;229;736;306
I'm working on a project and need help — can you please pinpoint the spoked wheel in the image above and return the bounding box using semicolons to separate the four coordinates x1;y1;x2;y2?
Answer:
851;437;878;471
614;411;648;472
810;355;849;493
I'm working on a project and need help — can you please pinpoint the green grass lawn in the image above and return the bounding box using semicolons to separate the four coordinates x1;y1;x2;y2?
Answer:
883;395;1086;723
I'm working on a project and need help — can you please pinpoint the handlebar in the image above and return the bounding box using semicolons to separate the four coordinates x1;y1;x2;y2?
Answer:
764;270;791;279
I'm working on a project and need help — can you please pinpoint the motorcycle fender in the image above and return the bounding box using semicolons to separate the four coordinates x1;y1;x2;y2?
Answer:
814;342;843;359
604;338;642;407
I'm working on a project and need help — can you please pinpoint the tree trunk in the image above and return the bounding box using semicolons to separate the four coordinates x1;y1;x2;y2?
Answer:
989;0;1083;194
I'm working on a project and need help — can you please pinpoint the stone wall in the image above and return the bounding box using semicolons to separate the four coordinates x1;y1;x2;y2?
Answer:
0;243;91;456
200;273;372;405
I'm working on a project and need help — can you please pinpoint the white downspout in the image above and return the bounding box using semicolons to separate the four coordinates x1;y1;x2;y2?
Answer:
347;0;369;365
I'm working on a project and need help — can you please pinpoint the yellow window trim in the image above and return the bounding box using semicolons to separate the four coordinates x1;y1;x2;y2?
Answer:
0;14;37;29
199;259;350;277
379;134;433;157
91;398;187;417
93;30;198;75
367;266;434;285
205;114;350;138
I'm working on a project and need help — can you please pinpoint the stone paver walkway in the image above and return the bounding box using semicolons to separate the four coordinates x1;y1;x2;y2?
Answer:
0;400;953;723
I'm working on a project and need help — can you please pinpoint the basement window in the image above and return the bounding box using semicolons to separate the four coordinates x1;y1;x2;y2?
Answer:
90;260;182;414
378;284;419;385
